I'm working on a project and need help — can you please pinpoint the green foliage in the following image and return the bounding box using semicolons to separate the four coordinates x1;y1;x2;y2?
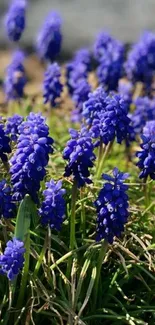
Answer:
0;105;155;325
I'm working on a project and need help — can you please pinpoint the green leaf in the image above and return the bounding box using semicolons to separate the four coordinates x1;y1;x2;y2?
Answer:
15;194;35;241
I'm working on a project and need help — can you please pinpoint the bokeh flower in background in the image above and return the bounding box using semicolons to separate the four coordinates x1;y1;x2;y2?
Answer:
36;11;62;62
71;79;91;122
95;168;129;243
125;31;155;88
5;0;26;42
43;63;63;107
4;50;27;101
130;97;155;136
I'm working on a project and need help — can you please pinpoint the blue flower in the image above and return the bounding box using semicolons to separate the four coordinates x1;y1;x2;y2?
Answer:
5;114;24;141
124;31;155;87
0;123;11;162
82;86;107;126
74;48;91;71
36;12;62;62
66;61;88;95
4;50;26;101
96;41;124;91
0;238;25;281
4;0;26;42
0;180;16;219
130;97;155;136
71;79;91;122
118;79;133;108
10;113;54;202
90;94;133;146
39;180;66;230
66;48;91;95
136;121;155;179
95;168;129;243
63;128;96;187
93;31;124;64
43;63;63;107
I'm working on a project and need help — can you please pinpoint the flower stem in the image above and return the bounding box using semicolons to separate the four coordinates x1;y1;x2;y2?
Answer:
70;180;78;251
96;141;113;180
93;240;108;308
16;233;30;309
66;180;78;279
80;187;86;240
34;232;48;277
96;138;104;172
143;177;149;208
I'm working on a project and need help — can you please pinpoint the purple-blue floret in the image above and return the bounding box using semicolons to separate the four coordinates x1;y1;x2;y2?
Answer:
43;63;63;107
124;31;155;87
5;114;24;141
0;180;16;219
36;12;62;62
4;0;26;42
136;121;155;179
95;168;129;243
39;179;66;230
0;238;25;281
4;50;26;101
0;123;11;162
63;128;96;187
10;113;54;202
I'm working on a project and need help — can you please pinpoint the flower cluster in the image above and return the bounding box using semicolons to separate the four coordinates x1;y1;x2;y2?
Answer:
125;31;155;87
0;238;25;281
82;86;107;125
71;79;91;122
136;121;155;179
4;50;26;101
5;0;26;42
36;12;62;62
43;63;63;107
5;114;24;141
0;123;11;162
90;94;133;146
95;168;129;243
118;79;133;108
0;180;16;219
63;128;96;187
131;97;155;136
66;48;91;95
97;47;124;91
39;180;66;230
10;113;54;202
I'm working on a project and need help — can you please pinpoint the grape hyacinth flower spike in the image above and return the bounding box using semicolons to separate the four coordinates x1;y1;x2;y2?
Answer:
10;113;54;202
4;50;27;101
71;79;91;123
136;121;155;180
0;180;16;219
63;128;96;188
43;63;63;107
5;114;24;141
5;0;26;42
0;238;25;281
39;179;66;231
0;123;11;163
36;12;62;62
95;168;129;243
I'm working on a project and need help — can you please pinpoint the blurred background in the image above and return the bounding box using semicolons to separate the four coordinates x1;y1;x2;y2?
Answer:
0;0;155;56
